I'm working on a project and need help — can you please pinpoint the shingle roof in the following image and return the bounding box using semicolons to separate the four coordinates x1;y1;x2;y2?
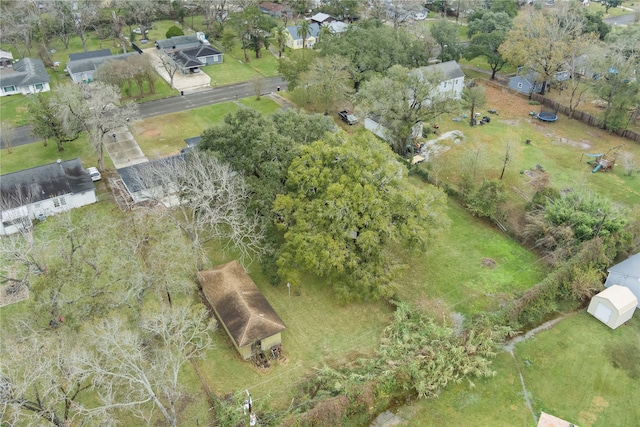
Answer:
68;49;112;61
155;35;200;50
198;261;286;348
608;253;640;278
417;60;465;81
117;154;186;193
0;158;93;209
0;50;13;60
286;22;320;40
179;45;222;59
0;58;50;88
66;52;139;75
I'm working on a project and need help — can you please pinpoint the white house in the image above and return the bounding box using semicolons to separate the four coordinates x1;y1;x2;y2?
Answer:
66;49;140;84
604;252;640;308
588;285;637;329
0;58;50;97
1;159;97;235
414;61;465;100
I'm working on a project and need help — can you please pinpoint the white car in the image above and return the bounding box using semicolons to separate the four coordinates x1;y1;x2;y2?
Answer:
133;28;148;35
414;12;428;20
87;167;101;182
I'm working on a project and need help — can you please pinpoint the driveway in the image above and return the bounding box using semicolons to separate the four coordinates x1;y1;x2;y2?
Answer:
144;47;211;93
103;126;148;169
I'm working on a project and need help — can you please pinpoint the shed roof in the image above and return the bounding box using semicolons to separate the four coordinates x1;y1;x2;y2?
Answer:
417;60;465;81
0;50;14;60
595;285;638;312
1;158;93;209
608;253;640;278
0;58;50;87
198;261;286;348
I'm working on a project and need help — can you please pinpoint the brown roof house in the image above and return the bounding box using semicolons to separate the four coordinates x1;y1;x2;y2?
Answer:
198;260;286;360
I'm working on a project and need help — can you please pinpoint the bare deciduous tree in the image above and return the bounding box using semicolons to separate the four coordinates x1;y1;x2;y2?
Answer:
82;304;215;427
0;329;98;427
128;150;265;268
619;151;637;176
158;51;180;89
54;82;138;170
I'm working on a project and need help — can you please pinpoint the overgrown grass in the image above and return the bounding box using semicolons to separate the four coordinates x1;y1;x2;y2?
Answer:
396;192;546;316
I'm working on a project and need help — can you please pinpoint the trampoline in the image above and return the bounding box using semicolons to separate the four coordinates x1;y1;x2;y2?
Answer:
537;111;558;122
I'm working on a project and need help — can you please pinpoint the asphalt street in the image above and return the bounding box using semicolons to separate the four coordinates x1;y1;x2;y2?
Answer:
2;75;287;148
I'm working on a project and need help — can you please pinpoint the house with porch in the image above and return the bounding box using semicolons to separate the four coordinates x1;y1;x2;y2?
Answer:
0;58;50;97
155;33;222;73
66;49;140;84
1;159;97;235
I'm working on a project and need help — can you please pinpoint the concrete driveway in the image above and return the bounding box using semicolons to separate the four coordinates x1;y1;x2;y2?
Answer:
144;48;211;93
103;126;148;169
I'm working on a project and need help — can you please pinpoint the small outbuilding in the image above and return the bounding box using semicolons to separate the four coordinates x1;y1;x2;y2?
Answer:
587;285;637;329
604;252;640;308
198;261;286;360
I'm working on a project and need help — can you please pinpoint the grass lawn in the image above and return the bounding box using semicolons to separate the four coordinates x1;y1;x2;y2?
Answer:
0;95;31;127
131;102;241;159
239;97;281;114
0;134;110;175
406;312;640;427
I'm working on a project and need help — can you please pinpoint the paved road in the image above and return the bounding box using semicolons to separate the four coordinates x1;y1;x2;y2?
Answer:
2;76;288;148
604;13;638;26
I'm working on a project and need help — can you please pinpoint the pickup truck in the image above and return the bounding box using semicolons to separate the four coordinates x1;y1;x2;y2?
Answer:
338;110;358;125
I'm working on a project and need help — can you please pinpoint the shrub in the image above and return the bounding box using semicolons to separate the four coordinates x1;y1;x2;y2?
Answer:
166;25;184;38
528;100;540;105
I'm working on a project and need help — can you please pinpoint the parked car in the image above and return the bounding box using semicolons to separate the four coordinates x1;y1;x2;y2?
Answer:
413;12;428;20
338;110;358;125
87;167;101;182
133;28;148;35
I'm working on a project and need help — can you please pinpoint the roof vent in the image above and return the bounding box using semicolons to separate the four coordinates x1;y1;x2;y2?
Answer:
56;159;61;164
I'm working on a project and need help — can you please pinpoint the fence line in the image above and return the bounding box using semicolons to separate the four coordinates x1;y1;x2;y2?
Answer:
479;79;640;143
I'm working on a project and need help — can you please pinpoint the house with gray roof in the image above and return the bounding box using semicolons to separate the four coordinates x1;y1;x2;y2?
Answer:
605;253;640;308
66;50;140;83
117;153;186;206
415;60;465;100
0;158;97;235
284;22;321;49
310;12;334;24
155;33;222;74
259;1;292;19
0;58;50;97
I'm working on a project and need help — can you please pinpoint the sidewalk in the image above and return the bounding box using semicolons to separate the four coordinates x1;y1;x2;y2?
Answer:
103;126;148;169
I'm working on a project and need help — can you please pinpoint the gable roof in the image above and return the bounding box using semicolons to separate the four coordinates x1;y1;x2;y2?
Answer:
608;253;640;278
170;45;222;68
417;60;465;81
198;260;286;348
259;1;290;13
117;153;186;193
286;22;321;40
68;49;112;61
66;52;139;75
1;158;93;209
311;12;332;23
0;58;50;88
595;284;638;312
155;35;200;50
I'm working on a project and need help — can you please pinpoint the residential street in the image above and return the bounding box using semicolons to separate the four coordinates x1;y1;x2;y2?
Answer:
2;75;288;149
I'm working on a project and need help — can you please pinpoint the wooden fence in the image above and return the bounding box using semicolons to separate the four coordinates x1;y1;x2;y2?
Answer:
479;79;640;143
